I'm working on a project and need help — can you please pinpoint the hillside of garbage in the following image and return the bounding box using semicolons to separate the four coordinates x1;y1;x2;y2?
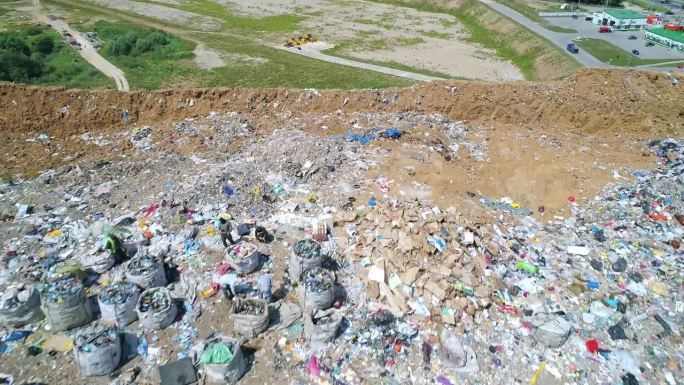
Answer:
0;69;682;385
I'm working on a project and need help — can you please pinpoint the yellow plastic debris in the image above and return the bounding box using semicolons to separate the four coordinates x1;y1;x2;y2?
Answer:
46;229;62;238
530;361;547;385
649;281;668;296
43;334;74;352
206;225;217;236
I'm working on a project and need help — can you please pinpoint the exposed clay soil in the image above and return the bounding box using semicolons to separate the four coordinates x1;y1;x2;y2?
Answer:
1;68;682;217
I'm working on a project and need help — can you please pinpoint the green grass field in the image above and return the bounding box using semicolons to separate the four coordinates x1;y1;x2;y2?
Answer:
5;0;580;88
575;38;681;66
85;20;417;89
31;0;422;89
0;24;110;88
154;0;304;34
494;0;578;33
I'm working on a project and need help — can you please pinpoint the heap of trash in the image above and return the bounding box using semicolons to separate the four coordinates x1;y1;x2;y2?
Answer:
0;128;681;385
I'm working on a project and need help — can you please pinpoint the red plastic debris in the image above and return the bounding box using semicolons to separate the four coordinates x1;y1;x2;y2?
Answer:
568;196;576;203
586;339;599;354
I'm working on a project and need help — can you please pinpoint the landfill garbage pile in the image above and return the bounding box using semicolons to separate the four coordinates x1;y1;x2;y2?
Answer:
38;277;82;303
138;288;170;314
234;299;266;316
74;324;118;354
0;77;682;385
128;255;162;276
301;267;334;293
98;282;138;306
293;239;322;260
227;243;257;262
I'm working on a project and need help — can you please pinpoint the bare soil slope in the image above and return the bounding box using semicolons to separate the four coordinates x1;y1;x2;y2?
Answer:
0;69;682;216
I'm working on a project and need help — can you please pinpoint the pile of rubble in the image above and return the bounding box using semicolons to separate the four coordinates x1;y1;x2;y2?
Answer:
0;102;681;385
338;199;502;322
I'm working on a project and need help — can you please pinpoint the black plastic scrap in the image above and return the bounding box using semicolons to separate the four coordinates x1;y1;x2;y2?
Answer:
654;315;672;338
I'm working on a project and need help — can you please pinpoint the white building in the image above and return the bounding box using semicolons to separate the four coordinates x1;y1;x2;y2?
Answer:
592;9;648;30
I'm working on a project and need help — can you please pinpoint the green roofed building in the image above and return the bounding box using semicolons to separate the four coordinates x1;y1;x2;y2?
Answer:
593;9;647;30
645;28;684;53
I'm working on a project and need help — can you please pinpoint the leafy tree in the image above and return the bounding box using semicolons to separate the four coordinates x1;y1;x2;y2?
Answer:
34;35;55;54
107;32;140;56
0;50;43;81
0;35;30;56
134;31;170;54
25;26;43;36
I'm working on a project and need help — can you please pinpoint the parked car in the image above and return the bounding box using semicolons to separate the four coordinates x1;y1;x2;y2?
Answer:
632;49;640;55
585;16;593;21
599;26;613;33
645;41;655;47
572;14;578;19
566;42;579;53
628;35;637;40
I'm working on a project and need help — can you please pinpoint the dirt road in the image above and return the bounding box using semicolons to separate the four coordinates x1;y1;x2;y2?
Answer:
32;0;130;91
276;45;445;82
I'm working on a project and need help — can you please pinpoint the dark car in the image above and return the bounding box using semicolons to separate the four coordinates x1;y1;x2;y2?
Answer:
572;14;578;19
632;49;640;55
585;16;593;21
628;35;637;40
645;41;655;46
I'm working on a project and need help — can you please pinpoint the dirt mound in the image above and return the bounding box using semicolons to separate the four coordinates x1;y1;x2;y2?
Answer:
1;69;681;137
0;68;681;218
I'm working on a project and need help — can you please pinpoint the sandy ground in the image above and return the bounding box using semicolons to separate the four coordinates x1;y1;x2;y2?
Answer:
352;41;523;81
193;43;227;70
218;0;523;81
84;0;222;31
73;0;522;81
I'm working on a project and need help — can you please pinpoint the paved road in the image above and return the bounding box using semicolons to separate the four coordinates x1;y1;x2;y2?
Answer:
547;17;684;60
32;0;130;91
479;0;611;68
276;46;446;82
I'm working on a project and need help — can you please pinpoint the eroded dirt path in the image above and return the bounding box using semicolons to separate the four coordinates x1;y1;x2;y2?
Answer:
32;0;130;91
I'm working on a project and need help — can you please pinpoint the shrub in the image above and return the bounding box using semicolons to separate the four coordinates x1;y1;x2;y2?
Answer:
34;35;55;54
0;35;30;56
0;51;43;81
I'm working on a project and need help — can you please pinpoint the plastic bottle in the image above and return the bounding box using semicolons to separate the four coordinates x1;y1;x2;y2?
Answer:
137;336;148;360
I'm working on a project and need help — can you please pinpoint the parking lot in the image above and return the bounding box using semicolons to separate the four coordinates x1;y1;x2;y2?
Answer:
544;16;684;60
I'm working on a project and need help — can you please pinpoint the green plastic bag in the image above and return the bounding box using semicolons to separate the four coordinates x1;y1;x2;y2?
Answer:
200;343;233;365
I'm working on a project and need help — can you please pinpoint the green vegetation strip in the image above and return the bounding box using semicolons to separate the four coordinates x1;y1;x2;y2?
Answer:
575;38;681;66
90;20;417;89
40;0;417;89
143;0;303;33
494;0;577;33
0;24;110;88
